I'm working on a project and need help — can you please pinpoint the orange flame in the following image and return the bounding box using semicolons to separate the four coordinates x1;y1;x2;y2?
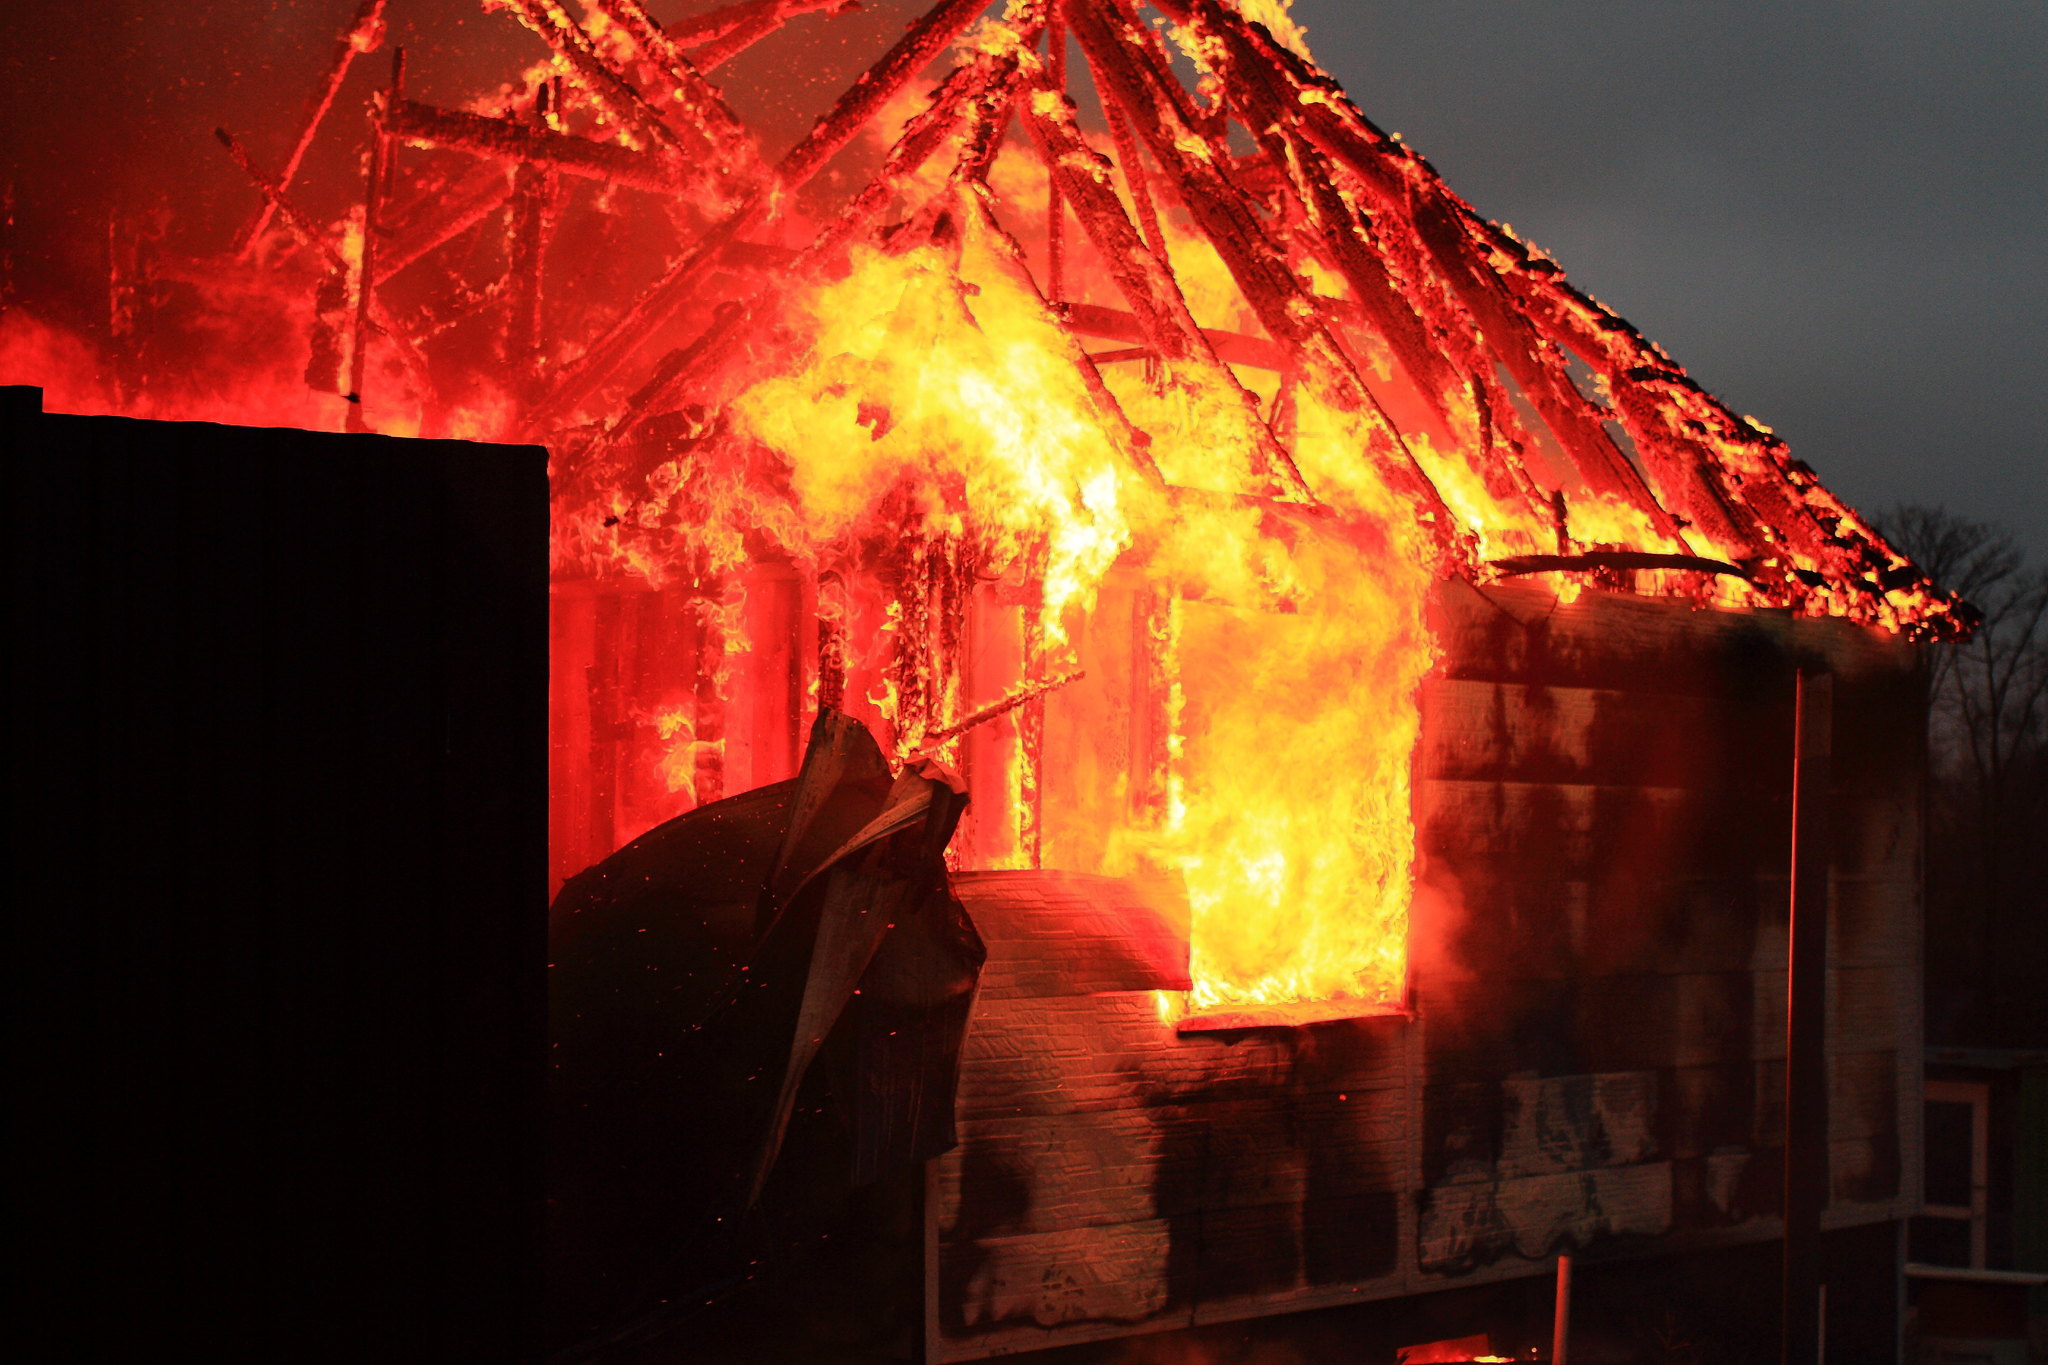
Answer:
3;0;1966;1018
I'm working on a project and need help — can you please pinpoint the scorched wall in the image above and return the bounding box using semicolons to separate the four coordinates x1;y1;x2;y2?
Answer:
925;578;1924;1360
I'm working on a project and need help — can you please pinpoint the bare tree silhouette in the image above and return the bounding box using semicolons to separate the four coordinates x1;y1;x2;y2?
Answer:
1877;506;2048;1046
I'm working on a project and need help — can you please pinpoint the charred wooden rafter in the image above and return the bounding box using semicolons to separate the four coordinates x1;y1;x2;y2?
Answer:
531;0;998;427
1017;72;1300;500
1068;0;1461;541
213;0;1959;633
384;99;683;193
233;0;389;257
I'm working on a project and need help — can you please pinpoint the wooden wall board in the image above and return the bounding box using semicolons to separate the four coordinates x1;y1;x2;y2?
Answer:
1415;971;1764;1081
1664;1061;1761;1160
1418;679;1788;790
1833;966;1911;1052
1187;1191;1406;1301
939;1090;1407;1240
1831;877;1917;966
1829;1135;1903;1206
1422;1071;1660;1187
953;870;1190;1000
1431;582;1916;695
1754;1059;1787;1150
1831;792;1919;879
1416;1162;1675;1274
954;993;1408;1121
1418;780;1796;882
1828;1051;1901;1144
930;588;1924;1359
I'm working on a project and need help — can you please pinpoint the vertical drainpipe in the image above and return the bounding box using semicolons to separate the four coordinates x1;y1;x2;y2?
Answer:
1783;668;1833;1364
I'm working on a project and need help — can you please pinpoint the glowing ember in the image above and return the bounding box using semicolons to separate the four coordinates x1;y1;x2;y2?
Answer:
0;0;1967;1018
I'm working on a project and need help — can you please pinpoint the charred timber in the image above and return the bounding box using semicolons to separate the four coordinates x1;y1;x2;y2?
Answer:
597;55;1026;448
214;125;432;389
1017;78;1298;498
234;0;389;256
683;0;852;70
963;189;1166;488
502;0;683;162
532;0;998;425
921;669;1083;750
1061;301;1283;373
663;0;848;48
1487;551;1753;580
385;99;681;193
375;164;516;283
593;0;759;176
1069;1;1457;530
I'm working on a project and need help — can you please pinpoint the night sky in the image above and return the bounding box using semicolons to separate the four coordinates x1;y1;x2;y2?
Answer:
5;1;2043;555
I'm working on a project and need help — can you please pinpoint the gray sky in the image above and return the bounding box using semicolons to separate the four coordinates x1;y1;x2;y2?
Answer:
1287;0;2048;557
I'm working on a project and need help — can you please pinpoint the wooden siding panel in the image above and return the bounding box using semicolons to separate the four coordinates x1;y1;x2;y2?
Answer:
1420;973;1760;1083
956;993;1407;1121
931;586;1922;1358
1666;1062;1758;1160
1425;1071;1660;1188
1417;1163;1675;1274
1431;581;1917;695
1419;780;1796;884
936;1090;1405;1241
1833;966;1908;1053
954;870;1190;1001
1833;793;1918;879
1832;877;1915;967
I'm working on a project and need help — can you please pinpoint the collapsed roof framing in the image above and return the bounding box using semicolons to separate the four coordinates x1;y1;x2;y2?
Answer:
218;0;1965;636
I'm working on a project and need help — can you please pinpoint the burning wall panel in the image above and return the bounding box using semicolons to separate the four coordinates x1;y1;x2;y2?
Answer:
924;579;1923;1359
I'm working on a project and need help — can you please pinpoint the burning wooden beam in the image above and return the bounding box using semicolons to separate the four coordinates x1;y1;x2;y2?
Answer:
666;0;851;48
1018;559;1047;869
962;187;1167;488
385;98;683;193
922;668;1084;749
1016;75;1302;500
593;0;761;181
1043;8;1069;303
1104;103;1165;256
594;47;1033;450
344;48;404;431
504;91;561;388
213;123;432;394
501;0;683;162
531;0;1000;427
1176;0;1690;547
374;164;516;284
232;0;389;257
1061;301;1283;373
1069;0;1462;541
680;0;857;70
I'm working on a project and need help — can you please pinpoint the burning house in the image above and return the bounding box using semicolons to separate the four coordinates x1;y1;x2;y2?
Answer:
6;0;1975;1359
